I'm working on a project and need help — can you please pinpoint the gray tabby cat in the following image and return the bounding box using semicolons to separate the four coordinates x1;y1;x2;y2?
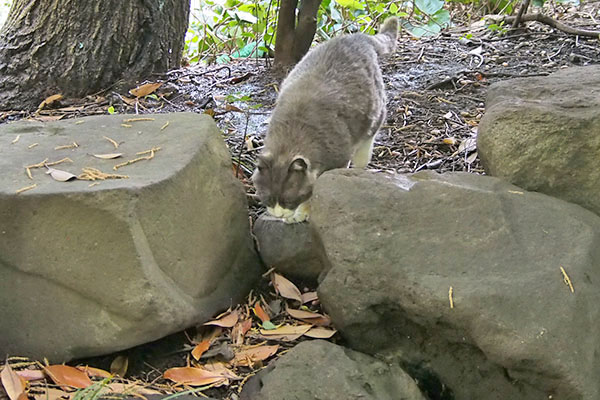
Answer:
253;17;399;223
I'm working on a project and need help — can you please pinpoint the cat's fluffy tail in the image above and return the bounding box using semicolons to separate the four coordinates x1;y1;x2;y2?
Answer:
370;17;399;57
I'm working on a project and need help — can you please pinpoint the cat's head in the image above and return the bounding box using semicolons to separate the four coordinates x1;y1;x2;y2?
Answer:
252;152;317;218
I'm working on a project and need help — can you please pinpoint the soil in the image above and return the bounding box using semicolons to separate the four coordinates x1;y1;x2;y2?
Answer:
1;4;599;400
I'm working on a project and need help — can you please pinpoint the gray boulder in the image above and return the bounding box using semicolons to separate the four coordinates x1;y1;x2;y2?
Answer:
0;113;262;361
240;340;425;400
253;214;325;281
312;169;600;400
478;65;600;216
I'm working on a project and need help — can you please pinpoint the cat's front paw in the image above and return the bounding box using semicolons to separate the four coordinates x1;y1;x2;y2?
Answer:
283;201;310;224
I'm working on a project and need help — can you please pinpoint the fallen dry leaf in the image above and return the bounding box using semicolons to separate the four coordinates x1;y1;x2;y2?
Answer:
44;365;93;389
1;362;26;400
46;167;77;182
191;339;211;361
286;307;331;326
203;362;240;380
204;310;239;328
129;82;162;98
93;153;123;160
109;355;128;377
163;367;227;386
304;327;337;339
301;291;318;304
231;319;252;346
232;345;279;367
272;273;302;302
253;302;270;322
15;369;45;381
259;324;313;341
38;94;63;110
105;383;161;396
33;388;71;400
76;366;112;379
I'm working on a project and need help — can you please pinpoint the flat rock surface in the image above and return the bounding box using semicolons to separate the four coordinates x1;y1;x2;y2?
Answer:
311;169;600;400
240;340;425;400
477;65;600;216
0;113;262;361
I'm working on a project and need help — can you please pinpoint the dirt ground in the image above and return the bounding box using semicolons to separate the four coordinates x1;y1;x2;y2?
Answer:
1;4;599;400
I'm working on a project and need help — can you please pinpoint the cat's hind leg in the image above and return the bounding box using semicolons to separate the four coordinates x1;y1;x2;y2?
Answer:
352;135;376;168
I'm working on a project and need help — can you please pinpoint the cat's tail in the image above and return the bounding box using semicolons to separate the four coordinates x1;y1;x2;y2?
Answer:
370;17;399;57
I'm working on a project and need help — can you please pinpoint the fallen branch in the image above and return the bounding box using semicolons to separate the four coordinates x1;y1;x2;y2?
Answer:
498;13;600;37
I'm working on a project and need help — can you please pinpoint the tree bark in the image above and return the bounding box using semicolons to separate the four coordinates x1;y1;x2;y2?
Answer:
274;0;322;71
0;0;190;111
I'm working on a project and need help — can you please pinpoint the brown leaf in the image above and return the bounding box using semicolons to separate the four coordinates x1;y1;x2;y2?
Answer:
163;367;227;387
285;307;323;320
76;366;112;379
253;302;270;322
129;82;162;98
225;104;243;112
1;362;26;400
231;319;252;346
33;388;71;400
109;355;128;377
105;383;161;396
304;327;337;339
204;310;239;328
15;369;45;381
271;273;302;302
46;167;77;182
203;362;240;380
93;153;123;160
191;339;211;361
301;291;318;304
259;324;312;341
44;365;93;389
232;345;279;367
121;97;138;106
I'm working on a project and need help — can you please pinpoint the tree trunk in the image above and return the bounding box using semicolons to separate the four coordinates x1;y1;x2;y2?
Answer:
274;0;322;71
0;0;190;111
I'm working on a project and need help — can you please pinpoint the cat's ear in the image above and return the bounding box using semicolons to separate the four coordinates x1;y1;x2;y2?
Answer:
290;156;310;172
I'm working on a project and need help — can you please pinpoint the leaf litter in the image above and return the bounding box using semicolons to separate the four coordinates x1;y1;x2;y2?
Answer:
1;272;336;399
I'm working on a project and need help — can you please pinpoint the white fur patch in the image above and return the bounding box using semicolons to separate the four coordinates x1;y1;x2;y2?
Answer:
267;202;310;224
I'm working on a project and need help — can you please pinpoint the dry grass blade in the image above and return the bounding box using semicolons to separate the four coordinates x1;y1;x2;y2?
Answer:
1;361;26;400
93;153;122;159
103;136;119;149
16;184;37;194
271;273;302;302
78;167;128;181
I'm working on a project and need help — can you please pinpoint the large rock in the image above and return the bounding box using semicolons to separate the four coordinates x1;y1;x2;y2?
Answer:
0;113;262;361
240;340;425;400
477;65;600;216
253;214;325;281
311;169;600;400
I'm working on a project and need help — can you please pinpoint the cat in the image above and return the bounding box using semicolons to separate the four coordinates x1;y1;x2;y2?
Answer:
253;17;399;223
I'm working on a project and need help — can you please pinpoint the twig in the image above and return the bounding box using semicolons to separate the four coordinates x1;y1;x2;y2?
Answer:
512;0;531;28
500;13;600;37
103;136;119;149
16;184;37;194
236;113;250;178
560;266;574;293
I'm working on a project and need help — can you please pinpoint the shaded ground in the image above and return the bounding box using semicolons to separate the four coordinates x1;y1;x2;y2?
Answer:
1;4;600;400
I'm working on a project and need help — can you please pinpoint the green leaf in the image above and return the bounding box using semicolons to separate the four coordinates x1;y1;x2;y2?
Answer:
334;0;365;10
261;321;277;330
431;8;450;27
414;0;444;15
107;106;116;115
389;3;398;13
216;54;231;64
